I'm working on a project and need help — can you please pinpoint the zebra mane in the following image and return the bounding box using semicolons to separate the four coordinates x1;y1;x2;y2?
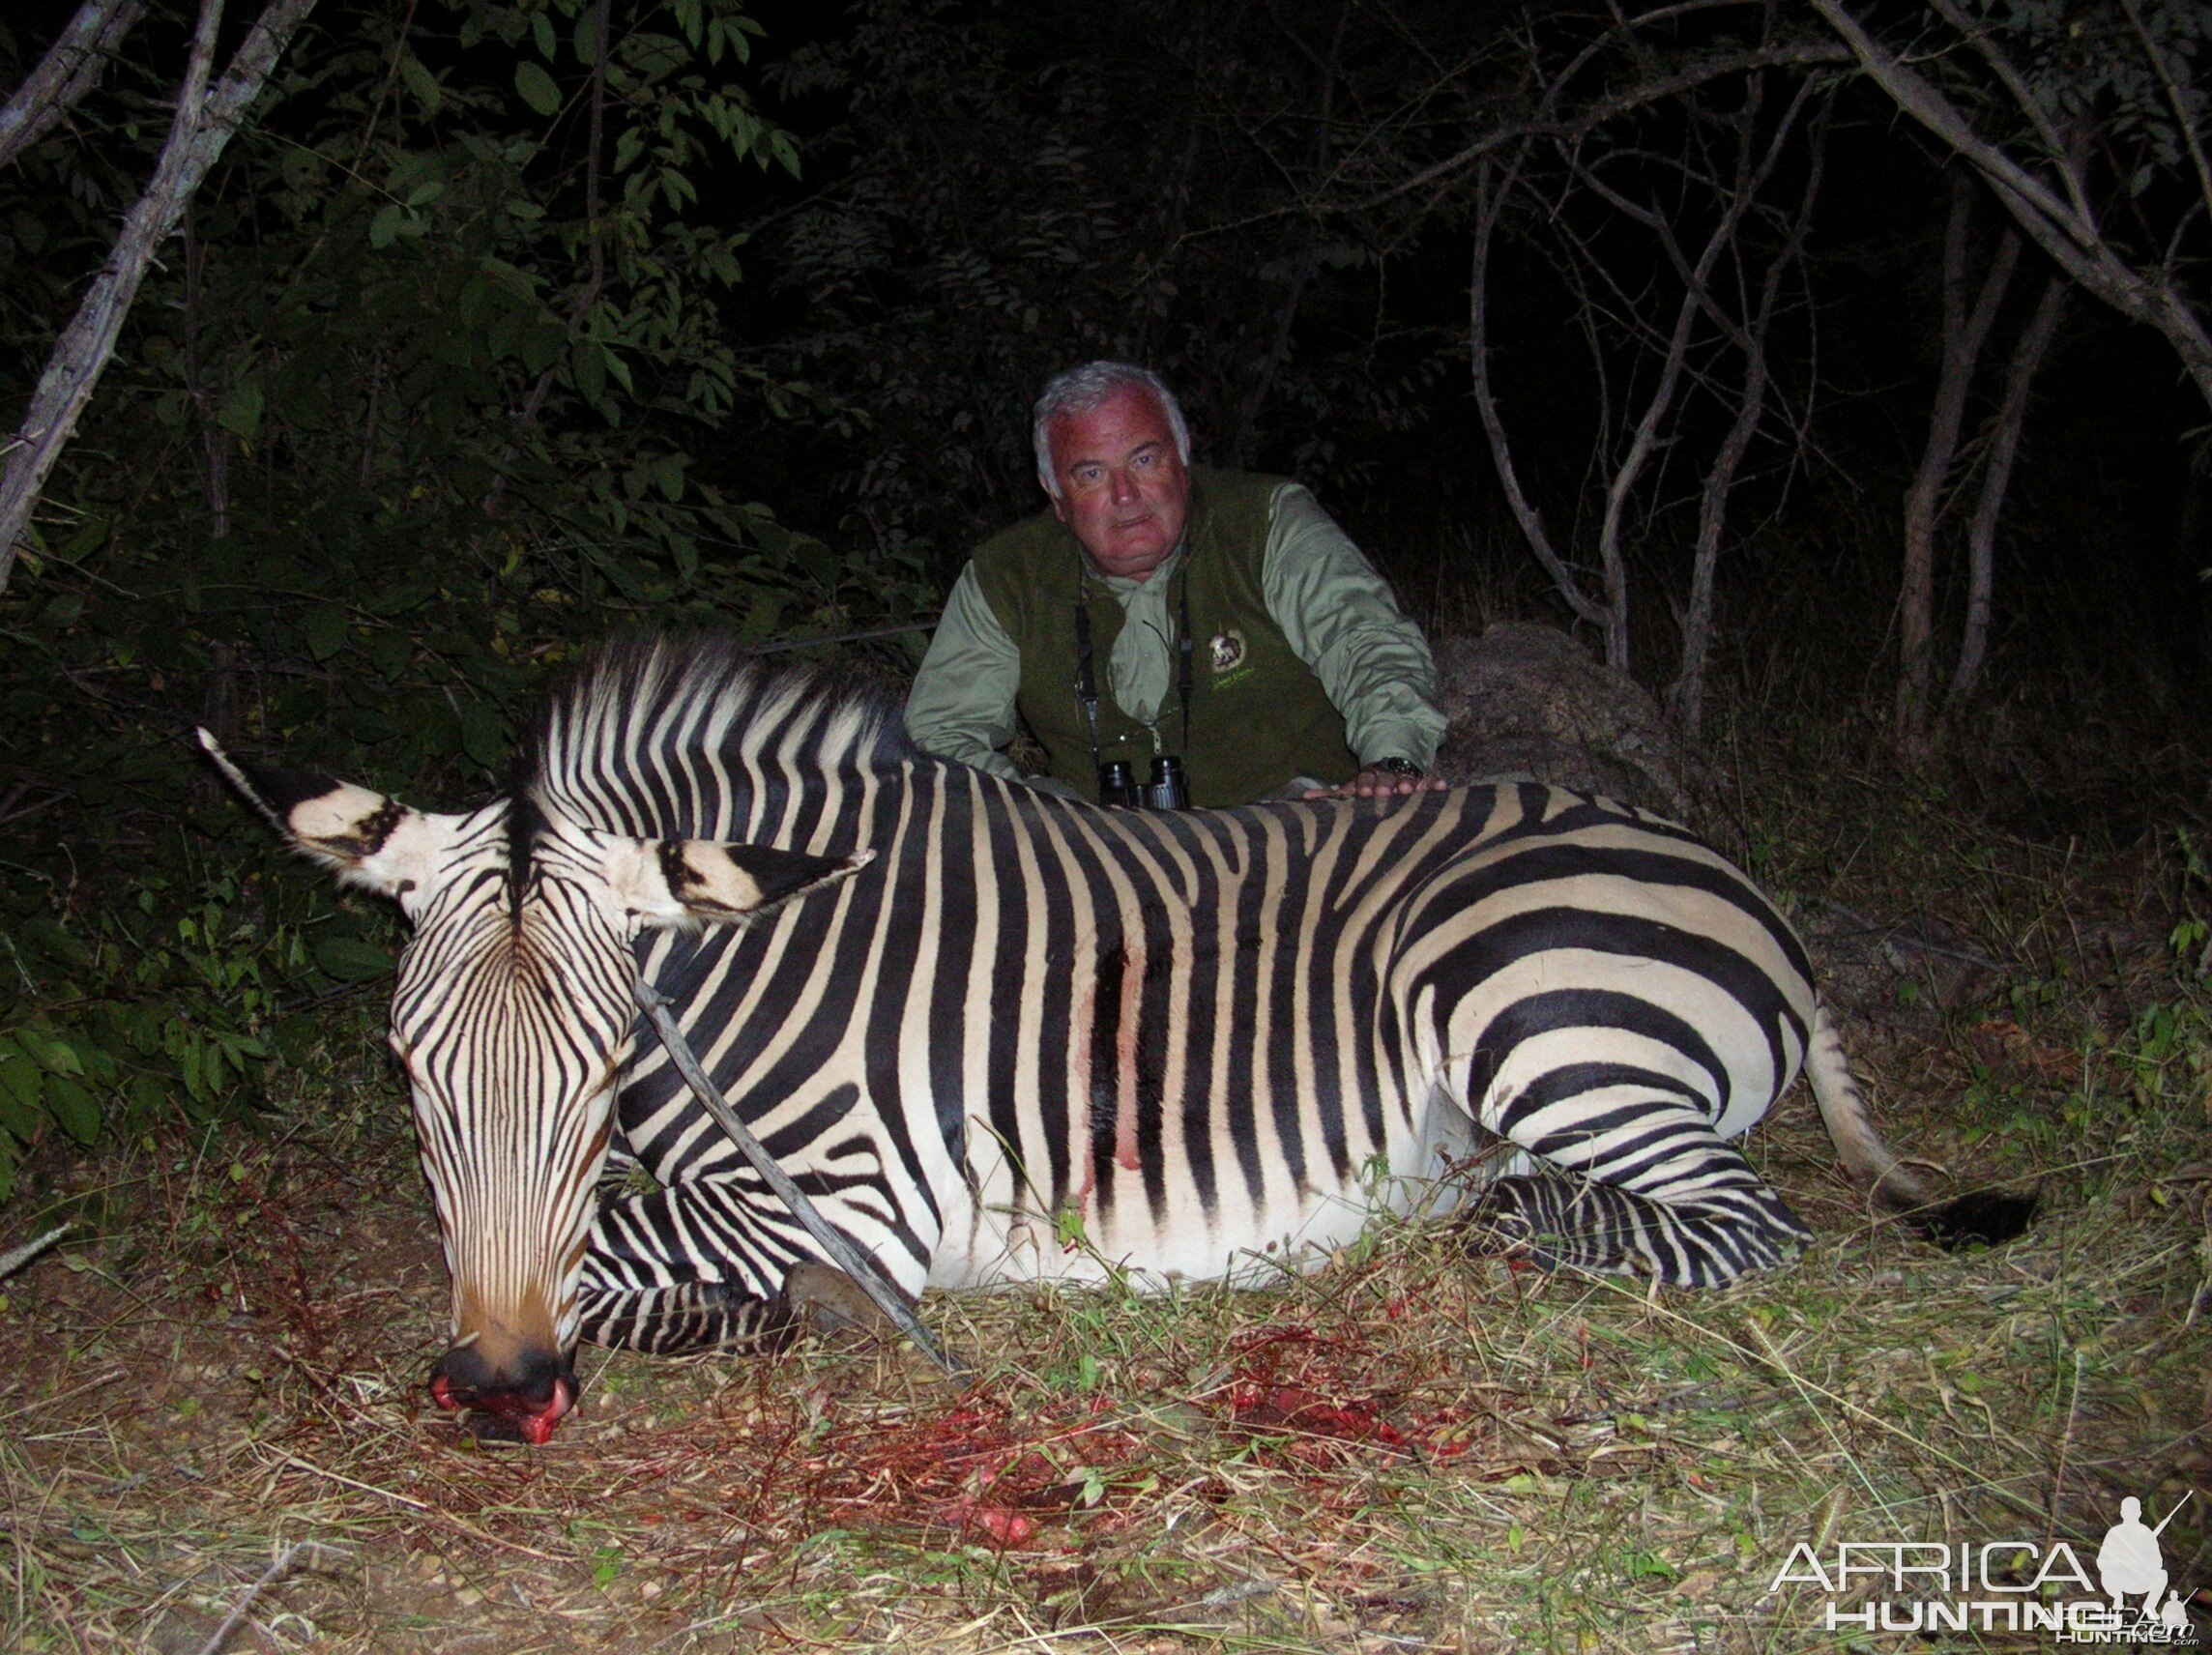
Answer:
520;633;915;841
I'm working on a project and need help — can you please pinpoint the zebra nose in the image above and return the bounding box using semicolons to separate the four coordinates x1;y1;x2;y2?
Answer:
427;1343;577;1444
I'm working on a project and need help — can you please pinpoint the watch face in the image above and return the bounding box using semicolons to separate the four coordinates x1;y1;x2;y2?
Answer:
1377;758;1422;778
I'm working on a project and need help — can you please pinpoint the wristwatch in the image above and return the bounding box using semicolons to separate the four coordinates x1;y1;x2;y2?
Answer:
1372;757;1424;779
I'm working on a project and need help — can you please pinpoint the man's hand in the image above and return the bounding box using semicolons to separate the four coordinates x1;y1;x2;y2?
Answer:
1302;765;1449;801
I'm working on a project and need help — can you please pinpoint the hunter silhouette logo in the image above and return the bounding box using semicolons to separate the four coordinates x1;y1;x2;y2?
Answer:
2099;1494;2193;1632
1208;629;1246;674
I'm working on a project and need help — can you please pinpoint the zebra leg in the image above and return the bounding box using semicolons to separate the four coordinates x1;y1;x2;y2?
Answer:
578;1178;914;1355
1462;1101;1812;1288
575;1276;796;1356
576;1178;798;1356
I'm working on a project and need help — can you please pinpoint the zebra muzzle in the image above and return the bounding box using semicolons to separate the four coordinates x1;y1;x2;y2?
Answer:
427;1343;577;1444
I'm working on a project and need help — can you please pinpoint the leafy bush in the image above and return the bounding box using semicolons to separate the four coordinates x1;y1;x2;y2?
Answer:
0;865;398;1201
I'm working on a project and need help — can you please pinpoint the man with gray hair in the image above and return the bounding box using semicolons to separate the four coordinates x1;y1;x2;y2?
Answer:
904;362;1445;807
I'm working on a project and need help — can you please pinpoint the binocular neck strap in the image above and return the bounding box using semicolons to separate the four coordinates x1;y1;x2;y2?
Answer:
1071;566;1196;775
1173;572;1193;753
1072;590;1105;766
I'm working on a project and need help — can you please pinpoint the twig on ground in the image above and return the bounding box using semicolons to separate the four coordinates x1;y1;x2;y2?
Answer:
191;1538;348;1655
0;1223;70;1281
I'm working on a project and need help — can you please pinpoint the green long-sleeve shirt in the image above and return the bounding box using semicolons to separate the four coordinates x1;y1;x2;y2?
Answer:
906;479;1444;791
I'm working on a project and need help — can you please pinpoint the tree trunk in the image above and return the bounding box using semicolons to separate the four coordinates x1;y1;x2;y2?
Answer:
0;0;319;596
1469;152;1616;645
1896;173;2018;756
1946;272;2066;712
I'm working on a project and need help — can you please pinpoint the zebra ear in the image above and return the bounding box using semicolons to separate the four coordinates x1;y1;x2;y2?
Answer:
605;838;877;929
196;729;463;907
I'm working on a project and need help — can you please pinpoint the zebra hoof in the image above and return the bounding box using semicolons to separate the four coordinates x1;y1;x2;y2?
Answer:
782;1260;902;1339
1908;1187;2040;1251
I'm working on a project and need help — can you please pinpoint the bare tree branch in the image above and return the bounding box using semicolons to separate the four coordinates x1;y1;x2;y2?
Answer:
1927;0;2093;226
1576;70;1799;674
0;0;321;595
1470;148;1614;637
1670;84;1828;737
1342;37;1848;214
1811;0;2212;409
0;0;146;172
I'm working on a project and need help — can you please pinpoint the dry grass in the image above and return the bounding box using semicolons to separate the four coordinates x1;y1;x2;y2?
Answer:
2;732;2207;1654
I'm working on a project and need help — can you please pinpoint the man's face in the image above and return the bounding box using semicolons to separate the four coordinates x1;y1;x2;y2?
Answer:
1045;386;1191;582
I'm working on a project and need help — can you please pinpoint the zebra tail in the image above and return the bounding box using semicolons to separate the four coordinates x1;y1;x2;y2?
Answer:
1805;1004;2037;1251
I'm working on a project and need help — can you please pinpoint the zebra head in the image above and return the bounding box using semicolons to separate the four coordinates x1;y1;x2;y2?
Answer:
198;731;870;1443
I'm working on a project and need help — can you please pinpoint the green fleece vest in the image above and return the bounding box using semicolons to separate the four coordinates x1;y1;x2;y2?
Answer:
972;468;1357;806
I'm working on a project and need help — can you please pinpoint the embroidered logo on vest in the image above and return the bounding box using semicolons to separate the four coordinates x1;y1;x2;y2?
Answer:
1209;628;1251;689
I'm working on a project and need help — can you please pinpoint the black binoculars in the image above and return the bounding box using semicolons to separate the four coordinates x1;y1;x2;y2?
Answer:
1098;755;1190;810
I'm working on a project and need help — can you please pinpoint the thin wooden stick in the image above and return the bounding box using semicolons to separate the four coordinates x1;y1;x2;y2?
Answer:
191;1539;347;1655
633;976;969;1380
0;1223;70;1280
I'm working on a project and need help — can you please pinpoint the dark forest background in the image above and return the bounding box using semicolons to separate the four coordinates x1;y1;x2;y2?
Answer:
0;0;2206;1199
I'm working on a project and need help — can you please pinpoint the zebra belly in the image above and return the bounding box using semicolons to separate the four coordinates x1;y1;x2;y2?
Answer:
924;1072;1479;1291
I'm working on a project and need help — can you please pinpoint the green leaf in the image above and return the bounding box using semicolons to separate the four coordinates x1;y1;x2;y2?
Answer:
738;592;783;640
515;61;562;117
181;1037;214;1107
398;53;443;114
478;256;538;300
336;705;405;746
368;202;406;248
0;1083;43;1142
44;1075;101;1147
15;1027;84;1078
573;338;606;406
457;700;506;773
0;1048;44;1113
311;938;393;984
304;605;349;663
358;582;433;618
77;1041;117;1087
364;628;414;682
217;379;263;445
